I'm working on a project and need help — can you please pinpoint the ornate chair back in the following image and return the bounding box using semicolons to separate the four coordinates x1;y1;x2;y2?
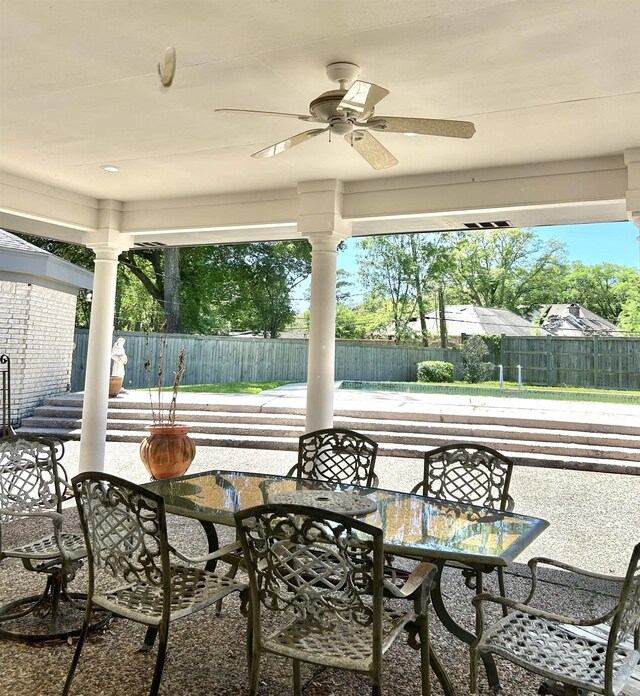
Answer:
414;443;514;511
72;473;171;611
236;503;384;642
293;428;379;487
0;436;63;527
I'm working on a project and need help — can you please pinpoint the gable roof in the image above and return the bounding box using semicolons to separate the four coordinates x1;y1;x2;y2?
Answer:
0;229;93;293
542;303;618;335
386;304;543;338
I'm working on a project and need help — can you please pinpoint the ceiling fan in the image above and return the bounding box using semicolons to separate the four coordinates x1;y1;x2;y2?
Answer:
215;62;475;170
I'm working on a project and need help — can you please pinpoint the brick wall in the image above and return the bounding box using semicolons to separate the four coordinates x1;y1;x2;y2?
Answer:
0;281;77;424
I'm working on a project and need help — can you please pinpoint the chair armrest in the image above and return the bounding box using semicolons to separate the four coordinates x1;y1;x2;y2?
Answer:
504;495;515;512
169;540;242;565
285;464;299;478
0;507;64;524
383;561;437;600
529;556;626;582
525;556;626;604
369;473;379;488
472;591;618;627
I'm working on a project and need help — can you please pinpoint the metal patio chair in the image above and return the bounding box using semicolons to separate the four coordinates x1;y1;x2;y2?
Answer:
471;542;640;696
0;435;92;641
416;442;514;587
386;443;514;613
235;503;437;696
63;473;245;696
287;427;379;487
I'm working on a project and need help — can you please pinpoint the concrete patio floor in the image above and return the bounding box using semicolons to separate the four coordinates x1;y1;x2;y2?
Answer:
1;440;638;695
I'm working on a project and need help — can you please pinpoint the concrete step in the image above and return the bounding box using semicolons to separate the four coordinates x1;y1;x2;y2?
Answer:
40;395;640;436
27;405;640;449
16;425;640;476
22;407;640;455
22;392;639;476
29;405;307;427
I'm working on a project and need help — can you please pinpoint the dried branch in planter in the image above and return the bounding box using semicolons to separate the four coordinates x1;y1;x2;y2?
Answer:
144;334;187;426
168;347;186;426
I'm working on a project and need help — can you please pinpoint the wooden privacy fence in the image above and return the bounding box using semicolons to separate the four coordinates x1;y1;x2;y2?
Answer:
500;335;640;390
70;331;640;392
70;330;462;392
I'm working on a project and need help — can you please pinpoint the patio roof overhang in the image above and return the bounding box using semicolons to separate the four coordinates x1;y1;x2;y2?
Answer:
1;0;639;472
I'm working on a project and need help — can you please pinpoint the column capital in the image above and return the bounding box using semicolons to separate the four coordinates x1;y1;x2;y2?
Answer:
297;179;351;239
306;230;349;252
82;229;133;257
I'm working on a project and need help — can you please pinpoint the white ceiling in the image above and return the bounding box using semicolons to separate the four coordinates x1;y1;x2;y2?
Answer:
1;0;639;208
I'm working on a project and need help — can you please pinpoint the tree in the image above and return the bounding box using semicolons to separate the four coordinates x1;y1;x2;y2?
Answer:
358;233;453;343
444;228;567;312
15;234;313;337
561;262;640;323
228;241;312;338
617;283;640;333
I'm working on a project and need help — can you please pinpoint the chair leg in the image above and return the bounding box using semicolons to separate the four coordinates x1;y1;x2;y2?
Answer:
148;621;170;696
469;646;478;694
497;567;508;617
293;659;302;696
247;621;261;696
418;613;431;696
62;598;93;696
140;626;158;652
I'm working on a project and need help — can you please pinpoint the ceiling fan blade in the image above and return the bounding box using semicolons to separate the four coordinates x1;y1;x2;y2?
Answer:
337;81;389;115
252;127;329;158
367;116;476;139
345;130;398;170
215;108;322;123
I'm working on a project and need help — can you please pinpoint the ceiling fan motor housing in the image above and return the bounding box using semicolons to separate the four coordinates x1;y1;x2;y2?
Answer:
309;90;375;128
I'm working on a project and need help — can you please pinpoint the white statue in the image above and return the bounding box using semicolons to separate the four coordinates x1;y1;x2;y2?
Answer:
110;337;128;378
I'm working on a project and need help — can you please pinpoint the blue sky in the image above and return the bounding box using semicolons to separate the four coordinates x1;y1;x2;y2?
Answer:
292;221;640;312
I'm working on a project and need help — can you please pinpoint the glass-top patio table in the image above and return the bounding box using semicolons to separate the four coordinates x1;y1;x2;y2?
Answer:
147;469;549;694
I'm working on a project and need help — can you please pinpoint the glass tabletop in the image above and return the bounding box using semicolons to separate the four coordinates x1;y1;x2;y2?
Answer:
147;469;549;566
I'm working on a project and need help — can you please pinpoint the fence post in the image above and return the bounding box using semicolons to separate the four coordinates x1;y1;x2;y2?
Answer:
546;334;553;386
593;336;599;389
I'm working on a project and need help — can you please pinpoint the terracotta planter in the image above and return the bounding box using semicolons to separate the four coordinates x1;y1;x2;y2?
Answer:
139;423;196;480
108;376;123;398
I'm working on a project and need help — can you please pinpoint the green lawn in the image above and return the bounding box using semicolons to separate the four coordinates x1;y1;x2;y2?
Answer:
174;381;289;394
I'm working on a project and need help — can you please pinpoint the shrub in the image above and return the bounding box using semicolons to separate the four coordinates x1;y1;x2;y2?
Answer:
416;360;455;383
461;336;495;383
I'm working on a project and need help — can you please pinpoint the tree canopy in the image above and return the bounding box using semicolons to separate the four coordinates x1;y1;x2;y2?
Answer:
14;226;640;340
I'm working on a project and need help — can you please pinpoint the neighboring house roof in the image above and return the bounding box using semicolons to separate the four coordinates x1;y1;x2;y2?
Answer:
0;229;93;293
388;304;543;337
541;303;617;336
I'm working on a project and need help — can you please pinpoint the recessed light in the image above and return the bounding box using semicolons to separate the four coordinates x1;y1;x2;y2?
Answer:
404;132;418;137
101;165;120;172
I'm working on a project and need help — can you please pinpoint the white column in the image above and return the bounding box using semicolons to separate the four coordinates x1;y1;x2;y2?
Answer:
78;203;131;472
305;236;340;431
297;180;350;433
